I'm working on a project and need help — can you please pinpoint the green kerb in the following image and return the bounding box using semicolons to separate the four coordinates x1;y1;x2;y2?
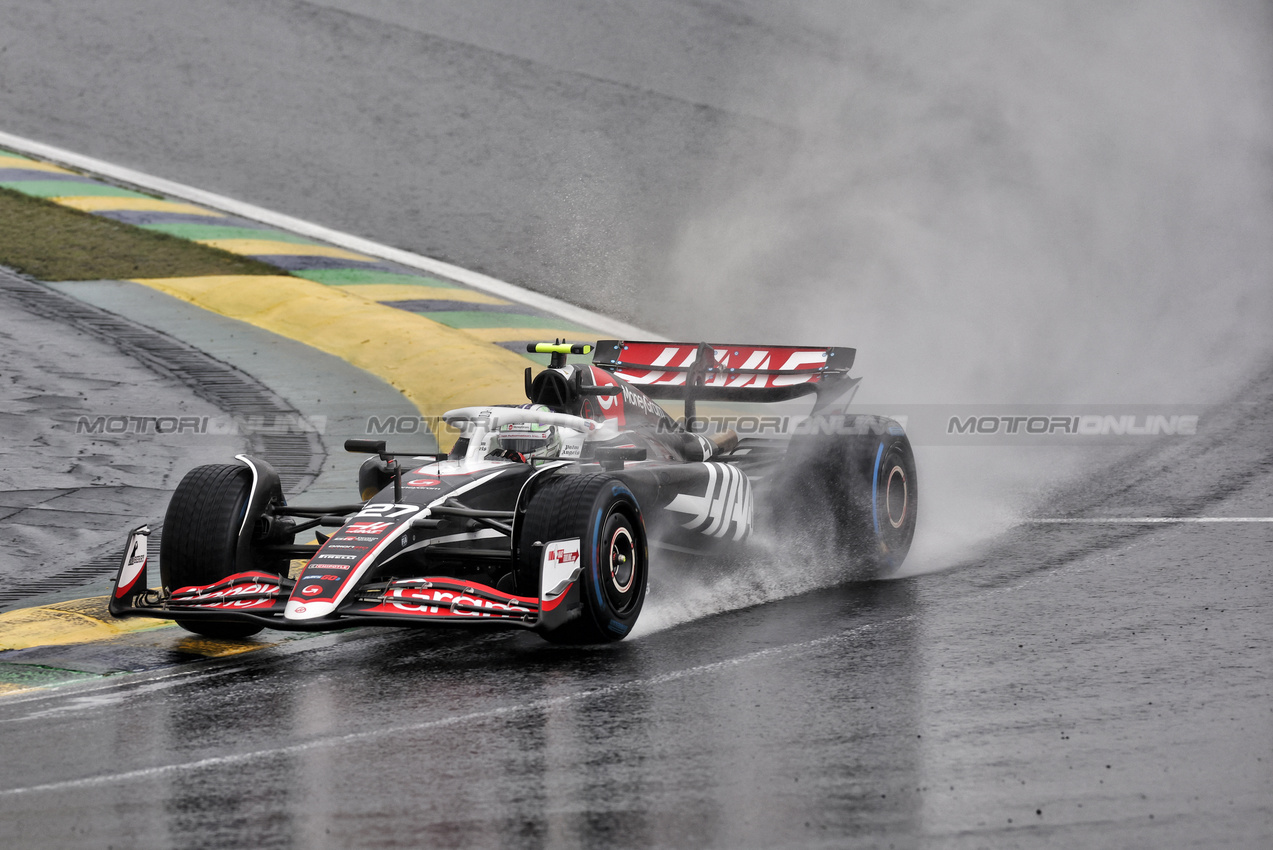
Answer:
419;311;596;332
139;224;319;244
0;662;99;688
294;269;459;287
0;180;151;199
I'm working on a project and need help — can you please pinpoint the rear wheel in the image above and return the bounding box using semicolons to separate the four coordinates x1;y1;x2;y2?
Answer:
858;432;918;569
519;474;648;644
776;417;918;574
160;463;289;639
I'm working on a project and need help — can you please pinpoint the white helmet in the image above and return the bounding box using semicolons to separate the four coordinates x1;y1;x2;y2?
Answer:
495;404;562;460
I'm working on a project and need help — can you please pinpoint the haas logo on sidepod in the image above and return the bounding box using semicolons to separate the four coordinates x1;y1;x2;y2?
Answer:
665;463;753;541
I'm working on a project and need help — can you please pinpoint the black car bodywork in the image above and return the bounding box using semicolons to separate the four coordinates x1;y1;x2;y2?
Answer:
109;340;917;643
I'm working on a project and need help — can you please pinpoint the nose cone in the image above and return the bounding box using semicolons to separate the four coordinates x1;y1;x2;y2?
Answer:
284;599;337;620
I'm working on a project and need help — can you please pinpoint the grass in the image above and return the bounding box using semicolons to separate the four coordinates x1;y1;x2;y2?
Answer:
0;188;282;281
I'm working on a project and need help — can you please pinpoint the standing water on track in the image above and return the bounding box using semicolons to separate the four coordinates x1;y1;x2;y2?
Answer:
637;1;1273;630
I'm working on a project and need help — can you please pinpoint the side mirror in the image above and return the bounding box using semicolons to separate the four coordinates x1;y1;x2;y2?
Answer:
594;446;647;471
345;439;387;455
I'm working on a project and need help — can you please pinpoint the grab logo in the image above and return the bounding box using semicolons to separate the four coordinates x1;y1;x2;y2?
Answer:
387;588;532;617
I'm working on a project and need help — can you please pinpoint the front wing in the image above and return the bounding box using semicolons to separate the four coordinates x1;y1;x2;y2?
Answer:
108;526;581;633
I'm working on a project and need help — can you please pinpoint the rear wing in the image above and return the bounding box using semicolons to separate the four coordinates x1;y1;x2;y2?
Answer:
592;340;859;421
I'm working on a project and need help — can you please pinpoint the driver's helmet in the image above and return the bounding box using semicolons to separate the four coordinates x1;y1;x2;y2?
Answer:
495;404;561;460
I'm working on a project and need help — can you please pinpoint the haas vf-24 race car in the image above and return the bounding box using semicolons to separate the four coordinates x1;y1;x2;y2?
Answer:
109;340;917;643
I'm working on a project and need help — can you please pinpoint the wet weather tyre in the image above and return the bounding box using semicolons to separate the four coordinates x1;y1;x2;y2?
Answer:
520;475;648;644
776;416;918;575
855;431;918;571
160;463;286;639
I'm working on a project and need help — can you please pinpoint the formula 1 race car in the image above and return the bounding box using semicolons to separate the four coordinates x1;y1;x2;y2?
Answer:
109;340;917;643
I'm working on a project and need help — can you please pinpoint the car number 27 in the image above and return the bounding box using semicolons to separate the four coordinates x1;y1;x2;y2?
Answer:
356;503;421;519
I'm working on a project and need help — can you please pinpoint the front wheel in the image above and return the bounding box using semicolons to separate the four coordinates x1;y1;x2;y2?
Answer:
519;474;648;644
160;462;290;639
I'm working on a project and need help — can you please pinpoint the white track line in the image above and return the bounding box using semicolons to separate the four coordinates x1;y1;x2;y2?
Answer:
0;616;910;797
1028;517;1273;524
0;129;661;342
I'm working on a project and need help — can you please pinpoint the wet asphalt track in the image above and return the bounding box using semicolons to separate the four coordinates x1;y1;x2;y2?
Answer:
1;2;1272;847
0;442;1268;848
0;357;1269;847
